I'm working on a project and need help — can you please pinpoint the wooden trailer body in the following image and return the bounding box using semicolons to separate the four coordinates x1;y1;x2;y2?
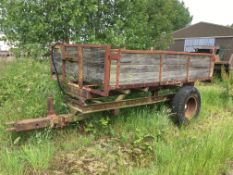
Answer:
51;43;215;99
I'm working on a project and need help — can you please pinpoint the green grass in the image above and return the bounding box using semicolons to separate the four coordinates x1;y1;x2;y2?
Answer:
0;149;24;175
22;141;54;173
0;59;232;175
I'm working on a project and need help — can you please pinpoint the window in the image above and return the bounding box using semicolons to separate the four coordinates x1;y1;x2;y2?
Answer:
184;38;215;52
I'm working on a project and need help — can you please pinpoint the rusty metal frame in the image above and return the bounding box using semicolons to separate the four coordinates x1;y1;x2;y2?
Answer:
6;97;73;132
66;82;92;100
68;94;174;114
110;49;121;88
117;49;214;58
103;45;111;96
6;94;173;132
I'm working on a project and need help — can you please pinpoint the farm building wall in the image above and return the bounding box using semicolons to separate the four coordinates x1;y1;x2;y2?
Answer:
170;22;233;62
170;37;233;61
170;39;184;52
215;37;233;61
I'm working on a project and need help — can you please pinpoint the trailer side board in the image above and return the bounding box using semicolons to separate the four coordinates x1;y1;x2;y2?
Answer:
52;45;106;84
51;43;214;97
110;52;213;87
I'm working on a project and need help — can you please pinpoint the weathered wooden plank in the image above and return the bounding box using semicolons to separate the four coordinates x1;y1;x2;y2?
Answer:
120;54;160;64
63;49;105;62
190;60;210;65
111;65;160;73
84;49;105;61
189;65;210;69
162;74;187;81
163;58;187;65
162;71;187;80
110;72;160;79
163;65;186;71
111;79;159;85
121;53;161;59
111;63;160;67
52;46;106;83
189;69;210;78
110;76;159;82
110;72;160;85
54;46;213;87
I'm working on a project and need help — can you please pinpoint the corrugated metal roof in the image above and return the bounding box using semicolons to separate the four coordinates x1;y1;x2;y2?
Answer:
174;22;233;39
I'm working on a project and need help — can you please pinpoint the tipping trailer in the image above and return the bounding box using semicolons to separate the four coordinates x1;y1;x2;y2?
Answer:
6;43;216;132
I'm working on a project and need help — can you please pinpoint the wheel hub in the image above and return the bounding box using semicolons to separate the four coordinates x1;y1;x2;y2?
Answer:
184;96;198;120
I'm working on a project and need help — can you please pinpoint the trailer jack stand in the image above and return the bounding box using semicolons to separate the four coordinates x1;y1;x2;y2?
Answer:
6;97;73;132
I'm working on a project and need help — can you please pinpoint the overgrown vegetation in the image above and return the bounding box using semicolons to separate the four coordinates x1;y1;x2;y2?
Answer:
221;68;233;98
0;59;233;175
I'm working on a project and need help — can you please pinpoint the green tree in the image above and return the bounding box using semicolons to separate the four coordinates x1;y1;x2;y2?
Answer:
0;0;192;57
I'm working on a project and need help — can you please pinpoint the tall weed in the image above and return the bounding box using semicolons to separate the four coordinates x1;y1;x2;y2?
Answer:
221;68;233;98
0;149;24;175
22;141;55;173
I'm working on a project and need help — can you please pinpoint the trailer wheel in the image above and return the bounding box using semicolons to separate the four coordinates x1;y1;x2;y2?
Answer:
172;86;201;125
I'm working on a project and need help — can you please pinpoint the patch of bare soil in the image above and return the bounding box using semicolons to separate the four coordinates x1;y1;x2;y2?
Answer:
49;137;155;175
227;163;233;175
0;56;14;62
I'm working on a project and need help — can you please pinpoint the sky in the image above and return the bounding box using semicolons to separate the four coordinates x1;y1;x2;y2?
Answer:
181;0;233;26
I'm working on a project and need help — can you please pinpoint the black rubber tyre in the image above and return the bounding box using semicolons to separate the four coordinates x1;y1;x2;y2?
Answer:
172;86;201;125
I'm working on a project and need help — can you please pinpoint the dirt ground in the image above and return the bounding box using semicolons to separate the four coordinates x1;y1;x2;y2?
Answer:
0;56;13;62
